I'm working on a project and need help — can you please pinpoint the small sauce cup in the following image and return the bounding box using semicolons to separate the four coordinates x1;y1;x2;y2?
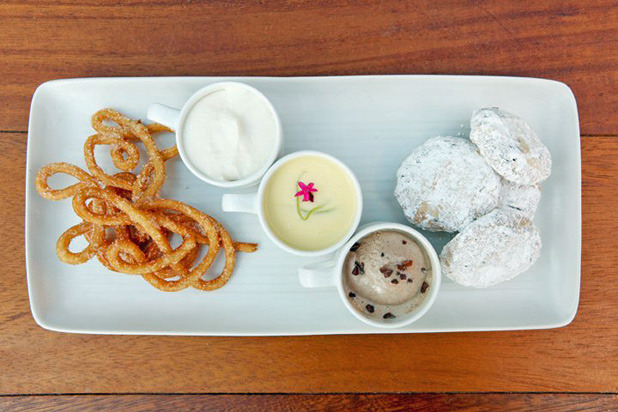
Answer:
147;81;283;188
222;150;363;257
298;222;441;328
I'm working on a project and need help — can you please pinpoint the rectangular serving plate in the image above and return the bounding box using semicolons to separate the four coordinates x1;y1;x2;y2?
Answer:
25;75;581;335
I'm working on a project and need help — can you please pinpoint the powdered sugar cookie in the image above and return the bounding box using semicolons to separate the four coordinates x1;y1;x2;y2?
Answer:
470;108;552;185
395;136;501;232
440;209;542;288
499;179;541;220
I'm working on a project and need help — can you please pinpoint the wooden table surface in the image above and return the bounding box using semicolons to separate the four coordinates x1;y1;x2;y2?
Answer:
1;1;617;410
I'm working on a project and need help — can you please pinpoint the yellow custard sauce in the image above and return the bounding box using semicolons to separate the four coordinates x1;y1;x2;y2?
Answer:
263;155;358;251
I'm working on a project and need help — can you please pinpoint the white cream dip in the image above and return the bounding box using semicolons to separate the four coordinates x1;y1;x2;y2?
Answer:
182;85;277;182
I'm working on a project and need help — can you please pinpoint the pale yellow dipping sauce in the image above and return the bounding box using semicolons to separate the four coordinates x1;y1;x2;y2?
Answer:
263;155;358;251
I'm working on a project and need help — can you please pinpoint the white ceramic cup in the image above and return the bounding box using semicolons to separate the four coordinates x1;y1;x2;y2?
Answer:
299;222;441;328
221;150;363;257
147;81;283;188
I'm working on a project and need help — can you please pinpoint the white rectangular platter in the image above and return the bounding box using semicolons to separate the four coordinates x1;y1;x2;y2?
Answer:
26;76;581;335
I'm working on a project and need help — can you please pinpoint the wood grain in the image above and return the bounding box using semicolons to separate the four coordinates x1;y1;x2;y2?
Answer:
1;134;616;394
1;394;617;411
0;1;617;134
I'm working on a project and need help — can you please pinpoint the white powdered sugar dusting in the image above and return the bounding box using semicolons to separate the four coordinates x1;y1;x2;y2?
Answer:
470;107;552;185
395;136;501;232
498;178;541;220
440;209;542;288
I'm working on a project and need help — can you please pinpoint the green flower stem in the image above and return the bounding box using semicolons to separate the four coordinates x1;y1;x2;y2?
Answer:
300;207;334;215
295;181;330;220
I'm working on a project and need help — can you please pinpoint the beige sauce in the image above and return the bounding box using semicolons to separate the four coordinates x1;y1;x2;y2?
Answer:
343;230;432;320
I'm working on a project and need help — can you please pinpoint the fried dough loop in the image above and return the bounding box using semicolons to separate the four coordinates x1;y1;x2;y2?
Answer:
35;108;257;292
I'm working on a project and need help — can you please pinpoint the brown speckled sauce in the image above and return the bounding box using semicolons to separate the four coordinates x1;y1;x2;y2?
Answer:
343;230;432;320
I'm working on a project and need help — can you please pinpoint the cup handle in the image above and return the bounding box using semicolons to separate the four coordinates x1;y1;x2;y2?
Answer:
147;103;181;130
299;259;338;288
222;193;259;214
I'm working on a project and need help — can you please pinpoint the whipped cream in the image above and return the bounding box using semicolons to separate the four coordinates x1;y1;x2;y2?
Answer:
182;85;277;182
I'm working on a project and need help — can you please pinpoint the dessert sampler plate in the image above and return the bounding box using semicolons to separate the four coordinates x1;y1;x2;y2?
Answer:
25;76;581;335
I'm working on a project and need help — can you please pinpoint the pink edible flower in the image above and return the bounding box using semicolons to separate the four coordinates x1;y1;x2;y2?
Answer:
295;181;318;202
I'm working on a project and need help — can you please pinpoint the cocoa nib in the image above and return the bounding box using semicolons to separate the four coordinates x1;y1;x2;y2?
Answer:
421;282;429;293
348;292;356;298
366;304;375;313
396;260;413;271
356;261;365;273
350;242;361;252
383;313;396;319
391;279;399;285
407;278;413;283
380;266;393;277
